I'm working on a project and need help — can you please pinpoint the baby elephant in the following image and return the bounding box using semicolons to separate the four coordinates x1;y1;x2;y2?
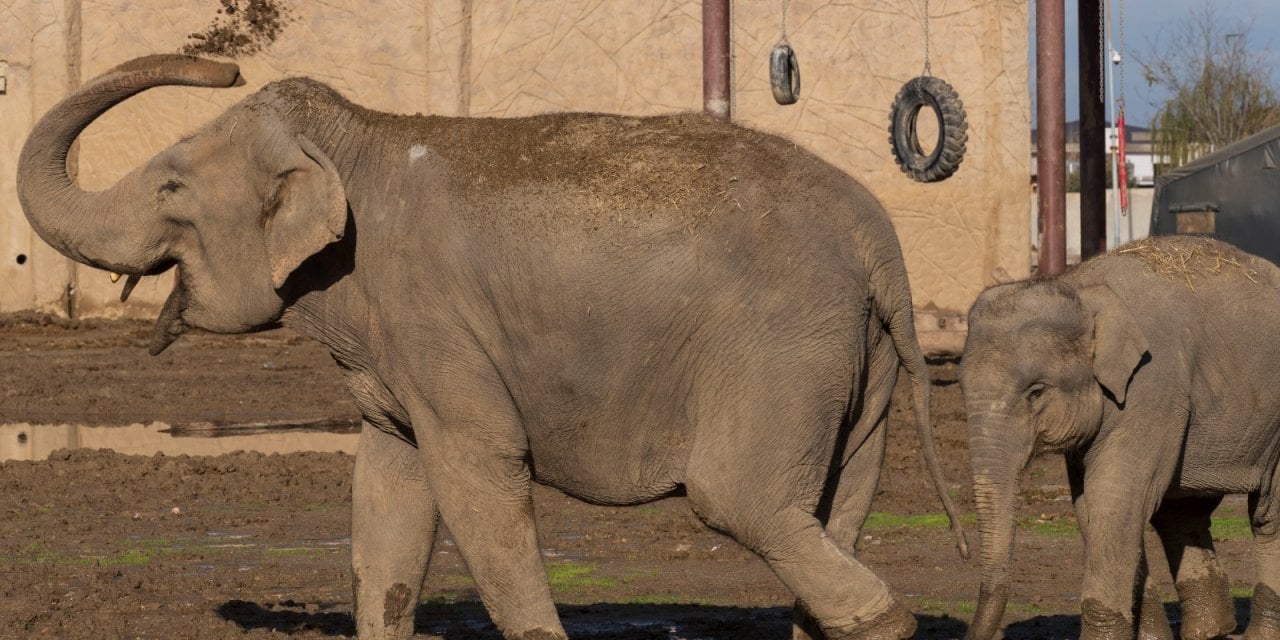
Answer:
962;235;1280;640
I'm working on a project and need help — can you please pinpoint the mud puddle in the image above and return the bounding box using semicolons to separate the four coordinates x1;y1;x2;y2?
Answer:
0;421;359;461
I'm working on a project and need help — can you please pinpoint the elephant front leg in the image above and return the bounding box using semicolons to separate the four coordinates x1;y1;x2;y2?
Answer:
352;422;439;639
1150;496;1235;640
1077;441;1179;640
412;404;565;640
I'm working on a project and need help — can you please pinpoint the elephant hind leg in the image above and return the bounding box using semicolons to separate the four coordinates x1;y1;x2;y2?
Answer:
685;376;913;639
790;420;890;640
1137;555;1174;640
1246;481;1280;640
1149;496;1235;640
793;328;898;640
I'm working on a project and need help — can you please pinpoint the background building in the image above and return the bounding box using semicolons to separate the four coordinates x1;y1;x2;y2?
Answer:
1;0;1031;352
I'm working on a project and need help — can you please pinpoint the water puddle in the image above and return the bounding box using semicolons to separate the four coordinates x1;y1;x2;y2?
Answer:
0;421;360;462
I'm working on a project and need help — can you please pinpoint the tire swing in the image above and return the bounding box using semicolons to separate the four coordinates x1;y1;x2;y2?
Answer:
769;0;799;105
888;0;968;182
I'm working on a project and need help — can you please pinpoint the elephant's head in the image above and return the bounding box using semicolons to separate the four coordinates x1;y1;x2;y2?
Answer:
17;55;348;353
959;278;1149;640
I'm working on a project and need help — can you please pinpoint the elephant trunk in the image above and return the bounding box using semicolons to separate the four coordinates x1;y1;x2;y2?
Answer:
16;55;242;273
965;410;1032;640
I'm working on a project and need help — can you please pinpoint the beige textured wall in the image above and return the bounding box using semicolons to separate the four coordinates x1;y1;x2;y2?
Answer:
1;0;1030;329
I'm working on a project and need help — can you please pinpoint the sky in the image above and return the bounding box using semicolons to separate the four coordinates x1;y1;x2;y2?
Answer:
1042;0;1280;127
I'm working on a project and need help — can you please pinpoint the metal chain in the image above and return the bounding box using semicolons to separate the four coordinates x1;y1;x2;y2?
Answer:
1116;0;1125;110
1098;0;1106;103
731;0;737;117
922;0;931;76
780;0;789;44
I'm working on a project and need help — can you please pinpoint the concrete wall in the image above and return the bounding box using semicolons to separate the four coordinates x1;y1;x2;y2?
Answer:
2;0;1031;340
1030;188;1154;267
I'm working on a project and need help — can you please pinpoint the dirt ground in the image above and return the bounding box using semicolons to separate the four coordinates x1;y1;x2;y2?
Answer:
0;315;1261;639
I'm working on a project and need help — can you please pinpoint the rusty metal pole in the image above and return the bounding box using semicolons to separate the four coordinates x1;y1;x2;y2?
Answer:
1037;0;1067;276
703;0;731;120
1078;0;1106;259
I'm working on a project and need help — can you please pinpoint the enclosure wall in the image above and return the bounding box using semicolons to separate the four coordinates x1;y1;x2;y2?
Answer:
0;0;1030;351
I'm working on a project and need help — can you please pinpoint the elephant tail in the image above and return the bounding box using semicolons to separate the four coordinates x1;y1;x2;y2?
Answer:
875;248;971;561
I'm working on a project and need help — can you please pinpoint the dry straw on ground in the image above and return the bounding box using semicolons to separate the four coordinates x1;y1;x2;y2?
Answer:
1115;236;1260;289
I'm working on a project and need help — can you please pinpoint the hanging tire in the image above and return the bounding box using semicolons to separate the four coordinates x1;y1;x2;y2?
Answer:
888;76;967;183
770;43;800;105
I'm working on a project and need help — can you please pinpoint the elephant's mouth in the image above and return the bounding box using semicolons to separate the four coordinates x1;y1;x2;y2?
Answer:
149;267;188;356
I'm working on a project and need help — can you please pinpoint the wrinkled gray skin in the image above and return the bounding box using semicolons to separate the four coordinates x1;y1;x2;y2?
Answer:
962;235;1280;640
18;55;968;640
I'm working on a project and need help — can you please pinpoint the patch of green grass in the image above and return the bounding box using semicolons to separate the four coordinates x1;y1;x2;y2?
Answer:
911;597;976;615
1211;517;1253;541
98;549;151;566
440;575;476;589
1020;517;1079;537
21;542;67;563
863;513;975;530
623;594;721;606
1232;586;1255;599
637;506;662;517
21;542;159;567
1009;602;1044;615
546;561;616;590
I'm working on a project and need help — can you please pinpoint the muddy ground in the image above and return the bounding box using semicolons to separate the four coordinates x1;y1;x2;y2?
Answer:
0;316;1262;638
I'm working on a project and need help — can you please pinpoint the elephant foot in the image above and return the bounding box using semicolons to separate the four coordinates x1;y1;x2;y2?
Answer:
1080;598;1136;640
1176;573;1236;640
792;599;823;640
1244;584;1280;640
1138;582;1174;640
821;599;917;640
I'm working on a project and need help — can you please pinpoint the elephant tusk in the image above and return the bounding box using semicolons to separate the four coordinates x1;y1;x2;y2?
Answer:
120;274;141;303
110;272;121;283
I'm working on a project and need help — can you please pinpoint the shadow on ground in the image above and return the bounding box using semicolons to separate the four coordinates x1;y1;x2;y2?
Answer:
218;600;976;638
1001;597;1253;640
219;600;794;638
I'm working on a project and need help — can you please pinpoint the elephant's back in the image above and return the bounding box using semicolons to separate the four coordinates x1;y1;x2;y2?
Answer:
1087;235;1280;296
407;112;875;241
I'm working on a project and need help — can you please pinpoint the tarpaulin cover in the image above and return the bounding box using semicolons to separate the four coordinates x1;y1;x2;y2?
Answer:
1150;123;1280;264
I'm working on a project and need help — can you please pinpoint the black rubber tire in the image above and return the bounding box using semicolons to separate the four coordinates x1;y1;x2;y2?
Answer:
770;43;800;105
888;76;968;182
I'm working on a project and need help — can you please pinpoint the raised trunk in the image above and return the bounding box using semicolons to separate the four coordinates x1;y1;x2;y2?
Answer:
16;55;242;272
965;418;1031;640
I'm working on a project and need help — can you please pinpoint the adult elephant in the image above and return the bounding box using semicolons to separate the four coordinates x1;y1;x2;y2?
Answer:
18;55;966;640
962;235;1280;640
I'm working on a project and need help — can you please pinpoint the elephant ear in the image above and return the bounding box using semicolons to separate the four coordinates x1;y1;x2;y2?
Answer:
264;135;347;289
1078;284;1150;406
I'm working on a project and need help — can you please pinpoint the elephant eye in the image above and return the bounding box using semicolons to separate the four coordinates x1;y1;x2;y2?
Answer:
160;180;182;193
1026;384;1047;403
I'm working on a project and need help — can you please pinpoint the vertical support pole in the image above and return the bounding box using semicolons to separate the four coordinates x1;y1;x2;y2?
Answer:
1078;0;1106;260
703;0;731;120
64;0;83;318
1037;0;1066;276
